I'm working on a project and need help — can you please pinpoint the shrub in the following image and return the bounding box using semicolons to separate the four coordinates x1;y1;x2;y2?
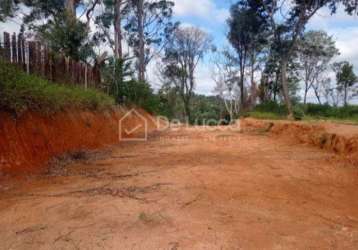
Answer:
120;80;161;114
103;58;162;114
254;101;288;116
0;59;115;114
304;103;336;117
304;103;358;120
247;111;284;120
293;106;305;120
252;101;358;122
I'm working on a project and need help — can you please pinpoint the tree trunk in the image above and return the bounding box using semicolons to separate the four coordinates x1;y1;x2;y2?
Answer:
304;83;308;105
65;0;76;17
273;73;279;102
344;84;348;107
250;58;256;108
239;77;245;111
238;61;245;112
183;99;191;124
280;57;293;118
313;87;322;105
137;0;145;82
114;0;123;60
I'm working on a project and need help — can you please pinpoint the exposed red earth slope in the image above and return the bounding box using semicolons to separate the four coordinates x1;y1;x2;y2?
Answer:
241;118;358;164
0;108;158;176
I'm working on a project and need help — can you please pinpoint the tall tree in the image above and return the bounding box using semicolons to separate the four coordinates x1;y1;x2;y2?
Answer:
161;26;211;122
334;61;357;106
96;0;133;60
211;48;241;121
227;0;269;110
124;0;177;82
114;0;124;59
65;0;79;17
298;30;339;104
261;0;352;117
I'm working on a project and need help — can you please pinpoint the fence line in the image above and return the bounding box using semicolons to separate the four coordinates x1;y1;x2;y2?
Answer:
0;31;101;90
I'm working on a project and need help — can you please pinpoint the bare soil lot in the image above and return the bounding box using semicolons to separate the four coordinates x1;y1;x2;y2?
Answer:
1;126;358;249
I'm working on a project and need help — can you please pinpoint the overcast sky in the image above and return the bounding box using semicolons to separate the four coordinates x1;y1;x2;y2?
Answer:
1;0;358;101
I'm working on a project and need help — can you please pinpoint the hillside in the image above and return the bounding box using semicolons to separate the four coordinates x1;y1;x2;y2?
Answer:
0;60;158;176
0;60;114;115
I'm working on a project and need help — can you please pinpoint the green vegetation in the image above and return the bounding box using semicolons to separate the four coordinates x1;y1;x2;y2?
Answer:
247;101;358;123
156;89;227;124
292;106;305;121
246;111;284;120
120;80;161;115
101;58;160;115
0;60;115;114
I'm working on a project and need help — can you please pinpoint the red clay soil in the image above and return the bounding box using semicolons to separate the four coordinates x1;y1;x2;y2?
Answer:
241;118;358;164
1;126;358;249
0;108;157;176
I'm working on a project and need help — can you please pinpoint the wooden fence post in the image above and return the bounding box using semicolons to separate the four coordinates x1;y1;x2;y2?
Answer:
44;46;51;80
28;41;36;74
36;42;42;76
85;64;88;90
11;33;17;63
0;36;3;59
21;35;27;72
3;32;11;62
50;53;55;82
17;34;23;65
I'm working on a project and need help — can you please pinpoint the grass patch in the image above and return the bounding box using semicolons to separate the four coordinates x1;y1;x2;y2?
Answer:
303;115;358;125
248;111;358;125
250;101;358;125
246;111;286;120
0;60;115;114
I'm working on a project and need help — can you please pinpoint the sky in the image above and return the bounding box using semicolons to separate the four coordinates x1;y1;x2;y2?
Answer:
166;0;233;95
1;0;358;101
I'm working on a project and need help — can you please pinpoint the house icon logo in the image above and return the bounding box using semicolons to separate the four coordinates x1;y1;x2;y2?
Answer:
119;109;148;142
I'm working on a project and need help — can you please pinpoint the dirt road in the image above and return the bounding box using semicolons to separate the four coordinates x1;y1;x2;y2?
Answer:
1;126;358;249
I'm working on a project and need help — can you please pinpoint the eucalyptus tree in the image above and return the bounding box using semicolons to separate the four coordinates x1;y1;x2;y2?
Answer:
95;0;133;60
124;0;177;81
161;26;212;122
212;48;241;120
334;61;358;106
227;0;269;110
298;30;339;104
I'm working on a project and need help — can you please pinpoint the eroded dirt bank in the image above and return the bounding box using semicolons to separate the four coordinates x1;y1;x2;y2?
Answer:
241;118;358;164
0;108;156;176
1;126;358;249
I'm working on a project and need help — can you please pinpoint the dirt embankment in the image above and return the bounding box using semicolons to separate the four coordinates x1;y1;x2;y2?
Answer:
241;118;358;163
0;108;157;176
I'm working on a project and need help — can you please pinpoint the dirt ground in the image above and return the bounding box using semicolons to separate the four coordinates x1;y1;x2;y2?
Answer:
1;126;358;249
